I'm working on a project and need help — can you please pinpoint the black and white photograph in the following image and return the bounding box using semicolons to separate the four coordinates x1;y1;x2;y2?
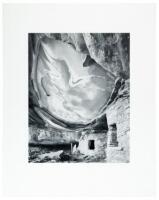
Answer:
2;2;157;198
28;33;130;163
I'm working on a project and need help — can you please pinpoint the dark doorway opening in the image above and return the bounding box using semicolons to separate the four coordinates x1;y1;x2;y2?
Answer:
109;123;117;130
88;140;95;150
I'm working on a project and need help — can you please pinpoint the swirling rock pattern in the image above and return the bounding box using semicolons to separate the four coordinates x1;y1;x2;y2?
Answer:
29;33;129;130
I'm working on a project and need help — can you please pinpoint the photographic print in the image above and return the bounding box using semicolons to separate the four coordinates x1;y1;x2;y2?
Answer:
28;33;130;163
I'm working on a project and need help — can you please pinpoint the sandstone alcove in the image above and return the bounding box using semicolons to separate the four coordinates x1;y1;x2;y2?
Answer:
28;33;130;163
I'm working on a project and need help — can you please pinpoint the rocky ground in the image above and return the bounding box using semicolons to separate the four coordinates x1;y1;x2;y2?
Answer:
29;146;106;163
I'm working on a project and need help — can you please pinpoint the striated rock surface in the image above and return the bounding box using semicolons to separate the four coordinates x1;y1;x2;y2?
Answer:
29;33;129;130
61;33;130;79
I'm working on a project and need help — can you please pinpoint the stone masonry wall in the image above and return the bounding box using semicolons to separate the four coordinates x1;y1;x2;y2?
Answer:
106;80;130;162
29;126;80;144
77;132;107;159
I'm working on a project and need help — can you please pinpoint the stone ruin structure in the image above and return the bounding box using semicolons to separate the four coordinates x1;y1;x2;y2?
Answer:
106;79;130;162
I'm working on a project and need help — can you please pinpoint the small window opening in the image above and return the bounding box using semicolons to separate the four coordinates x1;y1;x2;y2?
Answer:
109;123;117;130
88;140;95;150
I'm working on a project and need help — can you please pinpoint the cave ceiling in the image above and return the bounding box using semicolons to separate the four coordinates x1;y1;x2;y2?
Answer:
29;33;130;130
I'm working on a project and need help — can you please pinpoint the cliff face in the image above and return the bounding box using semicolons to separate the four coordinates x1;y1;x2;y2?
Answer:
106;79;130;162
38;33;130;78
29;33;130;129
